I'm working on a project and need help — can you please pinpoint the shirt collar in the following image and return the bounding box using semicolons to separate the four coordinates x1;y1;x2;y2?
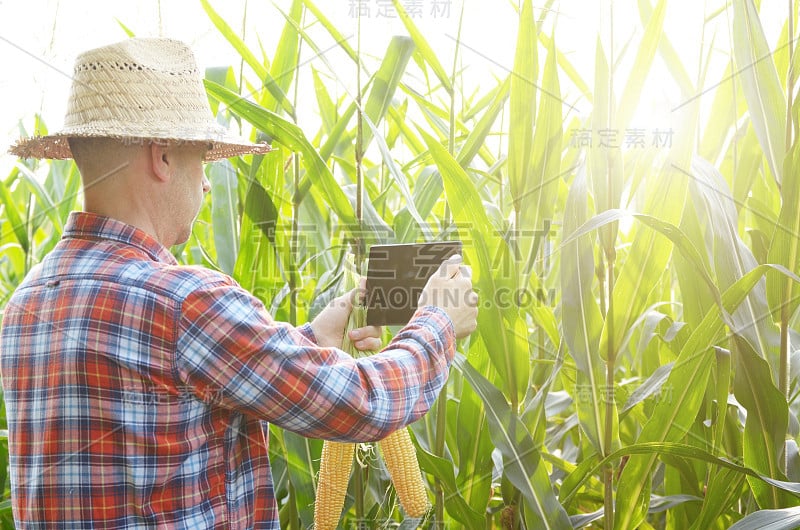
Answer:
63;211;179;265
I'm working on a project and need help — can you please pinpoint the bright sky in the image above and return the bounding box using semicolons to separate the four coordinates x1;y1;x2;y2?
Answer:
0;0;788;177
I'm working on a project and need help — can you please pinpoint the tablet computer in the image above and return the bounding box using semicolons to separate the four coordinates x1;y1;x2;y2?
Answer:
365;241;462;326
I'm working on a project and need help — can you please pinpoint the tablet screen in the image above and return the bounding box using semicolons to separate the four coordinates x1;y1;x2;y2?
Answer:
365;241;462;326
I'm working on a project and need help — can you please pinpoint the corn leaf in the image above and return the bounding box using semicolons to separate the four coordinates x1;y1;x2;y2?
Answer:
589;38;621;254
312;69;337;135
560;163;606;453
204;80;356;229
414;435;486;528
733;337;796;509
686;157;775;355
453;343;494;519
637;0;693;98
508;0;537;215
456;356;572;529
538;32;591;103
420;128;529;405
0;169;29;253
767;140;800;321
727;507;800;530
233;150;281;297
563;441;800;506
525;34;562;238
302;0;358;63
456;76;510;168
361;36;415;150
360;112;431;240
208;160;239;275
282;431;322;527
616;0;667;129
391;0;452;94
600;163;687;362
732;0;787;184
200;0;296;118
614;264;800;529
691;468;747;529
15;163;63;238
267;0;303;115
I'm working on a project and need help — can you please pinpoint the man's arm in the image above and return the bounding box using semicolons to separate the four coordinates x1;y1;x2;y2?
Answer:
175;280;456;442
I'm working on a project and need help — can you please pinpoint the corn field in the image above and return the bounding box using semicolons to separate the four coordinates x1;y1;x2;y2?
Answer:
2;0;800;528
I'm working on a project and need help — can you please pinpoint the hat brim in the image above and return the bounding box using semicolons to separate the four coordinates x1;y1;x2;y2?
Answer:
9;131;271;162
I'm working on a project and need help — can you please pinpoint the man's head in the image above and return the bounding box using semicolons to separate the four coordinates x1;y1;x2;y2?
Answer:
67;136;211;247
9;38;270;246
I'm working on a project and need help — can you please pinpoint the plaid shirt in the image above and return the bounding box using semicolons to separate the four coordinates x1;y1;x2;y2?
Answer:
0;212;455;529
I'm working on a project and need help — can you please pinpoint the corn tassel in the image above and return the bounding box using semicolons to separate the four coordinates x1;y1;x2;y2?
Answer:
314;440;355;530
379;427;430;517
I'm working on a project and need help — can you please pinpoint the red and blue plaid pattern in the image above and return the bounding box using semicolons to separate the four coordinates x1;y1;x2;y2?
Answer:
0;212;455;529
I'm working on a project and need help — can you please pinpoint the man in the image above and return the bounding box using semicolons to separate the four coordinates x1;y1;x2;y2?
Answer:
0;38;477;528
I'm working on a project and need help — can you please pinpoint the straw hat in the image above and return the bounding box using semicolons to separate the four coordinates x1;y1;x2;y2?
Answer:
9;38;270;161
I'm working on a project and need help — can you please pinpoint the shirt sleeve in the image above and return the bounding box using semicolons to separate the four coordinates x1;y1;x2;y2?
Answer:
175;280;456;442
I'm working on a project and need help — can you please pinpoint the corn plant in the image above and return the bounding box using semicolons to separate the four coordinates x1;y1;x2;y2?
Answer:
2;0;800;529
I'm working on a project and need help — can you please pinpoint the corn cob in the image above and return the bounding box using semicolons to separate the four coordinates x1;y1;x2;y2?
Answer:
314;269;430;526
379;427;430;517
314;276;362;529
314;440;355;530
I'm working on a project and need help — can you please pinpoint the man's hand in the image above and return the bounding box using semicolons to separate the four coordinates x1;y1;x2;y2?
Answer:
418;255;478;339
309;288;382;351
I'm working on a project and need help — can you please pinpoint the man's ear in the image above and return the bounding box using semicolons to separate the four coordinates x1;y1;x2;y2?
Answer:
149;142;172;183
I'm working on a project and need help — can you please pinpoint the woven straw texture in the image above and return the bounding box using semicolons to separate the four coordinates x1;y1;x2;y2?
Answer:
9;38;270;161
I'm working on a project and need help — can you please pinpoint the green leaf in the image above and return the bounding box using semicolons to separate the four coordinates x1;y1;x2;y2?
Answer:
732;0;787;184
637;0;693;98
525;33;563;241
200;0;296;118
457;77;510;168
560;164;607;453
734;337;796;509
302;0;358;63
508;0;538;215
560;209;717;301
361;36;416;151
204;79;356;229
589;38;621;254
16;163;64;238
319;102;357;162
420;128;528;405
614;264;800;529
616;0;667;129
359;113;431;240
312;68;337;135
0;169;29;253
456;356;572;529
268;0;303;113
562;441;800;508
538;32;591;103
234;151;281;297
282;431;321;527
414;434;486;528
686;157;775;354
600;163;688;362
691;468;746;529
452;346;494;518
208;160;239;275
767;140;800;321
391;0;453;94
728;507;800;530
114;18;136;37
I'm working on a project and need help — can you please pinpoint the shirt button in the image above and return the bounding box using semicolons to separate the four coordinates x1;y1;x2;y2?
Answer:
46;280;60;287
